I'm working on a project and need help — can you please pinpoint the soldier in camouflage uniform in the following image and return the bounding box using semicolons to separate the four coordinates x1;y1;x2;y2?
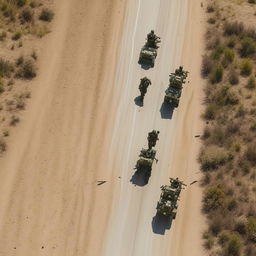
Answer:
148;130;160;149
139;77;151;103
146;30;161;49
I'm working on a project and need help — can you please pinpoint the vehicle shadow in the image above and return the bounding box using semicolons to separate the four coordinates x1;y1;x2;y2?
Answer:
130;167;151;187
160;101;174;119
138;62;152;70
134;96;143;107
151;214;173;235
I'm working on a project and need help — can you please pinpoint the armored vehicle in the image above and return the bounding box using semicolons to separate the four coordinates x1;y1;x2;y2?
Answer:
135;148;156;182
139;30;160;67
156;185;179;218
173;66;189;81
156;178;186;219
164;75;184;107
138;47;157;67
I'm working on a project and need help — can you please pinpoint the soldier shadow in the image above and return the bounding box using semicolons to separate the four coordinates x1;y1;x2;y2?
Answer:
134;96;143;107
160;101;174;119
151;214;173;235
130;167;151;187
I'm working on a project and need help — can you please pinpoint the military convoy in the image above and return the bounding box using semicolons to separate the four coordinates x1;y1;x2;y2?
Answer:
132;31;189;225
139;30;160;67
164;66;189;108
156;178;186;219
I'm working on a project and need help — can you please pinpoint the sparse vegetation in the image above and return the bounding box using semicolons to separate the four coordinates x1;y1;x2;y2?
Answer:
201;1;256;254
0;0;54;152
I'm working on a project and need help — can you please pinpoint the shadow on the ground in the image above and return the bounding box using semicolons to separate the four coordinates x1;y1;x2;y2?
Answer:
134;96;143;107
138;62;152;70
160;101;174;119
130;167;151;187
151;214;173;235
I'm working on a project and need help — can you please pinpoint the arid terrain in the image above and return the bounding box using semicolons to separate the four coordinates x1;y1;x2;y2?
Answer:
0;0;206;256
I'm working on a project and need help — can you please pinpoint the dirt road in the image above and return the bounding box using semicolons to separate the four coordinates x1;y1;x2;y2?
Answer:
102;0;205;255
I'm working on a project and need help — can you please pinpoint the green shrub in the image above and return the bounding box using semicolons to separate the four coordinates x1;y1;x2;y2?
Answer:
12;31;22;41
203;185;225;212
211;45;224;60
223;233;243;256
199;146;229;171
240;37;256;57
39;8;54;22
224;21;244;36
246;76;256;89
229;69;239;85
223;48;235;63
210;64;224;83
19;7;34;23
240;59;253;76
201;55;213;77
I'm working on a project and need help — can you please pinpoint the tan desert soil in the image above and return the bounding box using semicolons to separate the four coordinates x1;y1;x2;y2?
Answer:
0;0;206;255
0;0;126;255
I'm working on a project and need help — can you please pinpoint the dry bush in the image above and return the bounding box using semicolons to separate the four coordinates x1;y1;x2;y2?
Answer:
39;8;54;22
203;185;225;212
10;115;19;126
207;4;215;13
240;37;256;57
0;58;14;77
12;31;22;40
203;103;218;120
0;138;6;153
210;64;224;83
199;146;229;171
15;59;36;79
19;7;33;23
246;76;256;89
226;36;237;48
229;69;239;85
244;143;256;165
201;54;213;77
224;21;244;36
213;86;239;106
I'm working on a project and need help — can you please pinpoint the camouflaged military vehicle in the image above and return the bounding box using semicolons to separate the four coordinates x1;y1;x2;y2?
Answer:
135;148;156;182
139;30;160;67
164;75;183;107
156;178;186;219
164;67;189;107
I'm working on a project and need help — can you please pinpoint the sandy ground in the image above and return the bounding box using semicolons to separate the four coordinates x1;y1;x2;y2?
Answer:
0;0;126;255
0;0;206;255
102;0;206;255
